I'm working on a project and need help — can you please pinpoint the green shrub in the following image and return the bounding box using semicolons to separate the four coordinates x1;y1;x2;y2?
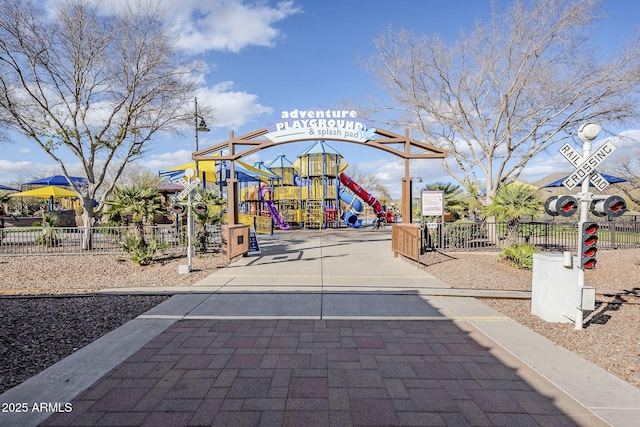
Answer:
120;234;168;265
499;244;539;269
35;213;61;247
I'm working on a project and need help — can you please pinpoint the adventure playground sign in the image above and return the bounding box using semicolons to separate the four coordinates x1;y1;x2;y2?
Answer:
265;109;376;144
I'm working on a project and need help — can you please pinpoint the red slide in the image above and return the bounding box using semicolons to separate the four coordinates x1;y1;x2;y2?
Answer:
339;172;395;223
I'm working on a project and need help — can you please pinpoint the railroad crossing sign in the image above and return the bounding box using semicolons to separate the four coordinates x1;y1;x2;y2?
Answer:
558;143;610;191
559;140;616;191
177;174;202;201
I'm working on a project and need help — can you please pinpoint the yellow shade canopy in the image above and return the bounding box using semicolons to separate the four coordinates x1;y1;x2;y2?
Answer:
167;160;218;174
167;159;277;183
9;185;79;199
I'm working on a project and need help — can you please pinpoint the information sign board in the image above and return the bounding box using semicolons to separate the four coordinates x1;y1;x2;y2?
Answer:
421;190;444;217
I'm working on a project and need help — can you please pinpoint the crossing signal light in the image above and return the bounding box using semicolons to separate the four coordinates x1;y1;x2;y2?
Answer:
590;195;627;218
170;203;184;214
579;222;598;269
194;203;208;215
544;195;578;217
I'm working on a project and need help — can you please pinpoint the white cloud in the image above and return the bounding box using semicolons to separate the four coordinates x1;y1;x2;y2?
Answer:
0;159;84;180
169;0;302;54
518;129;640;183
0;159;38;175
198;81;273;129
519;153;573;182
134;149;194;172
78;0;301;54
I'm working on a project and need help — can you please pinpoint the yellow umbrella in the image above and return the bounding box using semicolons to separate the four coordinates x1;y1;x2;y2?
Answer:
9;185;79;198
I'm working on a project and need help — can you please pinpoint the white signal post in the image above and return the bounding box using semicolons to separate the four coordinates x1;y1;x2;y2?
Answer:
540;123;622;330
574;123;601;330
176;168;202;274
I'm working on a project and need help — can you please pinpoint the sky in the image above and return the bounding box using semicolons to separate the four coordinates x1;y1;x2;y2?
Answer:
1;0;640;198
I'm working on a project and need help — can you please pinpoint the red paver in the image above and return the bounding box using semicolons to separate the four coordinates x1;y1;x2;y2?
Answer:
41;319;590;426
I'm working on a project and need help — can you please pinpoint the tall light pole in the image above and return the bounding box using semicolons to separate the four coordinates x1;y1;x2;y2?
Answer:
194;97;210;187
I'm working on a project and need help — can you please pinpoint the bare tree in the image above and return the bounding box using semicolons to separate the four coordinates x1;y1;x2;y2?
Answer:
605;147;640;209
365;0;640;204
0;0;200;247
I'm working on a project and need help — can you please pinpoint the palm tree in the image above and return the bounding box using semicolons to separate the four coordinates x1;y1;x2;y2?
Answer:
104;185;165;242
483;183;542;246
192;187;225;251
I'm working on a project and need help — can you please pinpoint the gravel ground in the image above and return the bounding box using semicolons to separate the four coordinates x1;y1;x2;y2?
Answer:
0;295;169;394
0;253;228;394
0;249;638;396
419;249;640;390
0;253;229;294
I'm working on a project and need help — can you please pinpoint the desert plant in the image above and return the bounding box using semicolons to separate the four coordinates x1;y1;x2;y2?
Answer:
483;183;543;246
120;234;168;266
35;212;61;247
180;188;225;252
105;185;166;259
105;185;165;238
499;244;539;269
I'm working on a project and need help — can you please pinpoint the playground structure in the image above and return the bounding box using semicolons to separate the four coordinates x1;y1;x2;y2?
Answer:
187;121;447;259
232;141;395;232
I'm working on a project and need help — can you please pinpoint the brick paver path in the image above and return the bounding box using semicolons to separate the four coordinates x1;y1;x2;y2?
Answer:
42;319;585;426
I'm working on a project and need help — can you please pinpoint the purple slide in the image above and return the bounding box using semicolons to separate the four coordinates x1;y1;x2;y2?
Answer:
260;185;290;230
264;199;290;230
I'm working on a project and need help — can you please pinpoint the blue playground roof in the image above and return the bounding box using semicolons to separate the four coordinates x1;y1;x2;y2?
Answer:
297;141;341;156
267;153;295;169
0;183;18;191
253;160;277;176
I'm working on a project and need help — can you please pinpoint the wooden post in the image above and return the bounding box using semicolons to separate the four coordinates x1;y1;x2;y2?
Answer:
401;129;413;223
227;130;238;225
401;177;412;224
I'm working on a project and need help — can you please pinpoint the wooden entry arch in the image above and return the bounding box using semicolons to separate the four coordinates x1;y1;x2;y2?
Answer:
193;126;446;226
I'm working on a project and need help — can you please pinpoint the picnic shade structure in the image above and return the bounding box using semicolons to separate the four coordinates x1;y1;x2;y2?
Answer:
0;184;18;191
540;173;630;188
10;185;80;198
9;185;80;211
24;175;87;187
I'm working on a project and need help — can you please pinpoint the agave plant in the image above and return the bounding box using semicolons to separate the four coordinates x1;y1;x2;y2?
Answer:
500;244;539;269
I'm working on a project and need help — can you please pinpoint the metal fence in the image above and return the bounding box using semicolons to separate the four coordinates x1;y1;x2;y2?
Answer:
2;220;639;256
421;220;640;252
0;224;222;256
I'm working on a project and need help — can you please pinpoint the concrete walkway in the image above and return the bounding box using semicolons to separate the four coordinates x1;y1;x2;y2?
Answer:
1;229;639;426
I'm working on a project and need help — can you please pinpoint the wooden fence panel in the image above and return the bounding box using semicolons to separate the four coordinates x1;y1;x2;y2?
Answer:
391;224;421;261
